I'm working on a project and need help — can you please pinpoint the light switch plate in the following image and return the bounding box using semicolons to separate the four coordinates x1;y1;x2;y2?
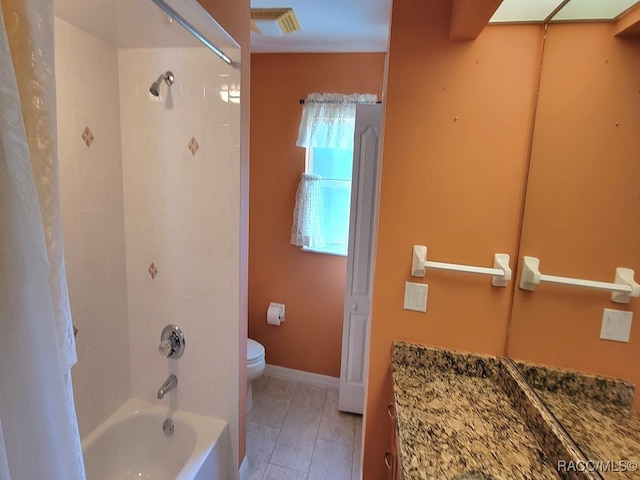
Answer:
404;282;428;312
600;308;632;342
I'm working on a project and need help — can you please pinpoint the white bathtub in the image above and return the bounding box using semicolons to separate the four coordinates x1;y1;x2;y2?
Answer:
82;398;229;480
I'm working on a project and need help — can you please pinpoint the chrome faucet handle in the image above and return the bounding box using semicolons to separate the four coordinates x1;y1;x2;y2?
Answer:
158;324;185;359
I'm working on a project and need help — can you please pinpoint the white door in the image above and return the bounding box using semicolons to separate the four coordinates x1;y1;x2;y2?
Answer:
338;104;382;414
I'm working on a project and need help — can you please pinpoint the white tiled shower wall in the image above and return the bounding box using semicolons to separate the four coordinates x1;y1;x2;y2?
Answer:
55;17;130;438
56;17;242;460
119;46;241;460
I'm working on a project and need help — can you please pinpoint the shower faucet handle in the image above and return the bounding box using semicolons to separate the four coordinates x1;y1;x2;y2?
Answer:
158;324;185;359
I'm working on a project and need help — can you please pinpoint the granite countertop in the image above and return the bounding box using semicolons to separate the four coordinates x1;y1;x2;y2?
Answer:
517;362;640;480
391;342;560;480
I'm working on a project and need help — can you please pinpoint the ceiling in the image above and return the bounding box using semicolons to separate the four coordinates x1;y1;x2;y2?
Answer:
249;0;391;53
53;0;237;51
249;0;640;53
52;0;640;54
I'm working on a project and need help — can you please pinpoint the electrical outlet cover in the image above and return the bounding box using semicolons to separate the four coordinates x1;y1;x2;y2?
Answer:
600;308;632;342
404;282;428;312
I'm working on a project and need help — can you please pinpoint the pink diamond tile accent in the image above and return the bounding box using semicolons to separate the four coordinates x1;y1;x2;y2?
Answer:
188;137;200;156
148;262;158;280
81;126;94;147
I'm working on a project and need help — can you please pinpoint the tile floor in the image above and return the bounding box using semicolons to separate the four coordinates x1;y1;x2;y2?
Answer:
246;375;362;480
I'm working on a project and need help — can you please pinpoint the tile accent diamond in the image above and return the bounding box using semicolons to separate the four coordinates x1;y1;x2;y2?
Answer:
188;137;200;156
81;126;94;147
148;262;158;279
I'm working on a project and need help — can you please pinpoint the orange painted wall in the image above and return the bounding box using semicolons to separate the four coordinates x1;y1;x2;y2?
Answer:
507;23;640;411
249;53;386;377
197;0;250;466
363;1;544;477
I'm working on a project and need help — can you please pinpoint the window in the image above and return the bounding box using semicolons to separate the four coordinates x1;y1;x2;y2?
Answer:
304;147;353;256
291;93;376;256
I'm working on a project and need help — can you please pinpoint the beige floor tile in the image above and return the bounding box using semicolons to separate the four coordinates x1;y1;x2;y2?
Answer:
292;383;326;409
270;426;317;472
325;388;339;408
246;422;280;480
264;376;298;402
308;438;353;480
248;394;291;428
284;402;323;432
251;374;270;395
245;377;363;478
270;402;322;471
318;388;357;445
317;409;356;446
262;463;307;480
352;416;363;480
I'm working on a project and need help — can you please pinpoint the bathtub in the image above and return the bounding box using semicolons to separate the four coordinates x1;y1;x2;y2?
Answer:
82;398;229;480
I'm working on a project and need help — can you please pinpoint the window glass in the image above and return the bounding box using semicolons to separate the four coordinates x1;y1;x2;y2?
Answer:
309;148;353;181
305;147;353;256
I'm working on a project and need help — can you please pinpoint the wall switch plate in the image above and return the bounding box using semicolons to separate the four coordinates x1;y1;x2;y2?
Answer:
404;282;428;312
600;308;632;342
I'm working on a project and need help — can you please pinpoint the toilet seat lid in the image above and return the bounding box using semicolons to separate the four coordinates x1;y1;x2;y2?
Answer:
247;339;265;362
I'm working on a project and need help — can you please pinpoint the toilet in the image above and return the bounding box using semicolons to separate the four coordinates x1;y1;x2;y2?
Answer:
246;338;266;413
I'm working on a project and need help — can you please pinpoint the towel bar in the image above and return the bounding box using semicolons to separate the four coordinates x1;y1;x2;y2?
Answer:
519;256;640;304
411;245;512;287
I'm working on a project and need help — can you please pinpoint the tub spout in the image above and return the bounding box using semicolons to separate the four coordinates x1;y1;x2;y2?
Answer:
157;374;177;399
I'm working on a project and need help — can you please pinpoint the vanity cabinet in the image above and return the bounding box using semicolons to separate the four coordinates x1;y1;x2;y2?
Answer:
386;401;403;480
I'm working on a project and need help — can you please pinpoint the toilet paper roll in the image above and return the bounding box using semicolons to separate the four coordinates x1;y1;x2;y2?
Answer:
267;302;285;326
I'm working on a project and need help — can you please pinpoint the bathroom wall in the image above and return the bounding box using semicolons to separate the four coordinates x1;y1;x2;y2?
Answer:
249;53;386;377
508;22;640;411
363;0;543;477
118;46;242;472
55;17;130;439
197;0;250;466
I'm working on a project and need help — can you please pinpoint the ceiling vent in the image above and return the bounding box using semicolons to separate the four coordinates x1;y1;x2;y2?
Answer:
250;8;300;36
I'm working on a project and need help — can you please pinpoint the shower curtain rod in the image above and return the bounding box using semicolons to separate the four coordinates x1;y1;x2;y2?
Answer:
299;99;382;104
149;0;233;66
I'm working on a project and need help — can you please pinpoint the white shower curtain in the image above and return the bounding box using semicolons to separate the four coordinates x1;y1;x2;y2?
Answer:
0;0;85;478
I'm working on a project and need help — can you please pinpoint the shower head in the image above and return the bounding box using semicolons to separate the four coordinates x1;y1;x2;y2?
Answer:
149;71;174;97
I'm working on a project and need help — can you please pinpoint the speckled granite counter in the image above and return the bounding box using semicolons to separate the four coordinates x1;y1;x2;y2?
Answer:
517;362;640;480
391;342;560;480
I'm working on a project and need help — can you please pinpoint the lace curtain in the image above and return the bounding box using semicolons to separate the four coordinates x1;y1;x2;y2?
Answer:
291;93;376;249
290;173;324;248
296;92;378;149
0;0;85;478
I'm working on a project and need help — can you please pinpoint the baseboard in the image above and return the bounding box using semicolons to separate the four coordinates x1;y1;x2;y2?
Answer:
238;454;248;480
264;364;340;389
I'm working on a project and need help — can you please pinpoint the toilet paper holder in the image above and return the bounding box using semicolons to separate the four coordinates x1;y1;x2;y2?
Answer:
267;302;285;325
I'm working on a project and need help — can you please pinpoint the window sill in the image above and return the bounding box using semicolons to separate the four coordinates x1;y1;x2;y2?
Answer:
301;246;347;257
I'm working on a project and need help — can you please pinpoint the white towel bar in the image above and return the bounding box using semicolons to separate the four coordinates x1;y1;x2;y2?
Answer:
411;245;512;287
519;256;640;304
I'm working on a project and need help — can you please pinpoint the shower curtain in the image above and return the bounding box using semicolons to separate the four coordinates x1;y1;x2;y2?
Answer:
0;0;85;478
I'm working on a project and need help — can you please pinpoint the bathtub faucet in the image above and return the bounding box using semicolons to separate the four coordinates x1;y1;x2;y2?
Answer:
157;374;178;399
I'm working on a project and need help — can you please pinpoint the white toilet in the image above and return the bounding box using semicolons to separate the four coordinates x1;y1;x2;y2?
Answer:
246;338;266;413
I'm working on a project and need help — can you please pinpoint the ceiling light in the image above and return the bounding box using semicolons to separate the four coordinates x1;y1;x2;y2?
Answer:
490;0;565;23
489;0;640;23
550;0;640;21
250;8;300;36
